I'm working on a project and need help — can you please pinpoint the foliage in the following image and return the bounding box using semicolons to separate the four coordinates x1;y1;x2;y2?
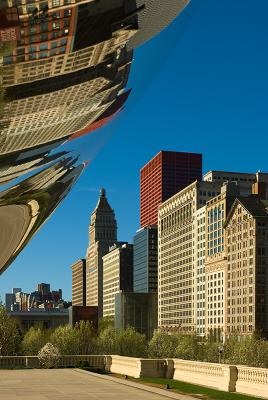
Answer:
50;325;79;355
0;306;20;356
21;326;51;355
224;335;268;368
116;327;147;357
97;326;118;354
175;334;201;361
148;331;180;358
38;343;60;368
98;316;115;334
98;326;147;357
75;321;97;355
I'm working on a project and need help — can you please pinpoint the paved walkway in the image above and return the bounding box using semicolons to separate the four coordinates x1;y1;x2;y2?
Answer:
0;369;195;400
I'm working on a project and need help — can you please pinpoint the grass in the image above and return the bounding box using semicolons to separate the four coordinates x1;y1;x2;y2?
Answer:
132;377;263;400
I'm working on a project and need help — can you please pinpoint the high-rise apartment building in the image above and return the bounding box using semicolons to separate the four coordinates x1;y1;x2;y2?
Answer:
133;225;158;293
158;180;221;333
71;258;86;306
86;188;117;317
204;173;268;338
224;197;268;337
205;182;241;338
102;243;133;318
140;151;202;227
195;206;206;336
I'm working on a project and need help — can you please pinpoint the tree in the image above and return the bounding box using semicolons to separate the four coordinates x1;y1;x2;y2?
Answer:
175;335;201;361
0;306;20;355
98;326;118;355
75;321;97;354
50;325;79;355
117;327;147;357
98;316;114;334
148;331;180;358
21;326;51;355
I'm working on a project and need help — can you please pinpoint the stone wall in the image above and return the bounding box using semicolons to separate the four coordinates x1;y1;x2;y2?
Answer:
109;356;168;379
0;355;268;398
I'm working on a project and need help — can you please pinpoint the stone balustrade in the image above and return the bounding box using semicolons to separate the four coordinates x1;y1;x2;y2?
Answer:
0;355;106;369
236;365;268;398
173;359;237;392
0;355;267;398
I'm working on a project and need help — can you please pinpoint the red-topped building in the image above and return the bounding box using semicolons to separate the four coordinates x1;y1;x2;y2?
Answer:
140;151;202;227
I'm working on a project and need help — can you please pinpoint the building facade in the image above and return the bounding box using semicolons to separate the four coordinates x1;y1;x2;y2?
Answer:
205;182;241;338
102;242;133;318
133;225;158;293
115;291;157;339
194;205;206;336
71;258;86;306
158;180;221;333
225;197;268;337
86;188;117;318
140;151;202;227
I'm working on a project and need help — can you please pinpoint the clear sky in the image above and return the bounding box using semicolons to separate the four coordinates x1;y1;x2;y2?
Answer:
1;0;268;301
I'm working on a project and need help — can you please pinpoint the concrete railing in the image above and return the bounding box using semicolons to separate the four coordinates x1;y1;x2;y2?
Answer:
109;355;168;379
0;355;268;398
236;365;268;398
173;359;237;392
0;355;107;369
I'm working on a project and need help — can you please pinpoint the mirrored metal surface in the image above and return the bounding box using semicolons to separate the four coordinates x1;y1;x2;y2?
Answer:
0;0;190;272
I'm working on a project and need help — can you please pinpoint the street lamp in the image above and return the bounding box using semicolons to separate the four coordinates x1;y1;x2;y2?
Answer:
218;345;224;364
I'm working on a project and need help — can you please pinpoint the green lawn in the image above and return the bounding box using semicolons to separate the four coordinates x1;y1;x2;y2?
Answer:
133;377;263;400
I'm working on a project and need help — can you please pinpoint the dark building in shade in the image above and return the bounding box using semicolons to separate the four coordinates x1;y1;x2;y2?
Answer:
71;259;86;307
133;225;157;293
140;151;202;226
69;305;98;332
9;309;69;332
115;291;157;339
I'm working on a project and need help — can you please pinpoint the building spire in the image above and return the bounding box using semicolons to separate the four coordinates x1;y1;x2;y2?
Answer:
100;188;106;197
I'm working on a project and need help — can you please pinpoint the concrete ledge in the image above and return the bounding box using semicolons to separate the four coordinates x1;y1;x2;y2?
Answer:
109;355;168;378
74;369;196;400
173;359;237;392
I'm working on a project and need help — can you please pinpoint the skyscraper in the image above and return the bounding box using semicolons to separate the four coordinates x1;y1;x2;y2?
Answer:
102;243;133;318
71;259;86;307
133;225;158;293
158;180;221;333
140;151;202;227
86;188;117;317
224;196;268;337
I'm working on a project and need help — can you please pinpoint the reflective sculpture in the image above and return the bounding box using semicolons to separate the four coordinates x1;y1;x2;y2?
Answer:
0;0;190;272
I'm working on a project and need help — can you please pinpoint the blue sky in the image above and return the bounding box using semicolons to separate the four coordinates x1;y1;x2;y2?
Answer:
1;0;268;300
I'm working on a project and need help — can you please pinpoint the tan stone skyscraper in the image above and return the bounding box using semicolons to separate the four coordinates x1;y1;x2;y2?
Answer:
225;197;268;337
86;189;117;317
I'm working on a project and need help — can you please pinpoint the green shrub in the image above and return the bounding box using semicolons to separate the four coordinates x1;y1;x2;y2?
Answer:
21;326;51;355
0;306;21;355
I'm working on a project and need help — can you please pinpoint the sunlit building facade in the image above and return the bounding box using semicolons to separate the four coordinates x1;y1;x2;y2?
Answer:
158;180;221;333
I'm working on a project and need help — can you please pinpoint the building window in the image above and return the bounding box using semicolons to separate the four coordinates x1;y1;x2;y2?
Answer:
52;22;61;30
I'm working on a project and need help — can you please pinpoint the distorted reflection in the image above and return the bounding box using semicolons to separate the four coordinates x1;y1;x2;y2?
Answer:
0;0;189;272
